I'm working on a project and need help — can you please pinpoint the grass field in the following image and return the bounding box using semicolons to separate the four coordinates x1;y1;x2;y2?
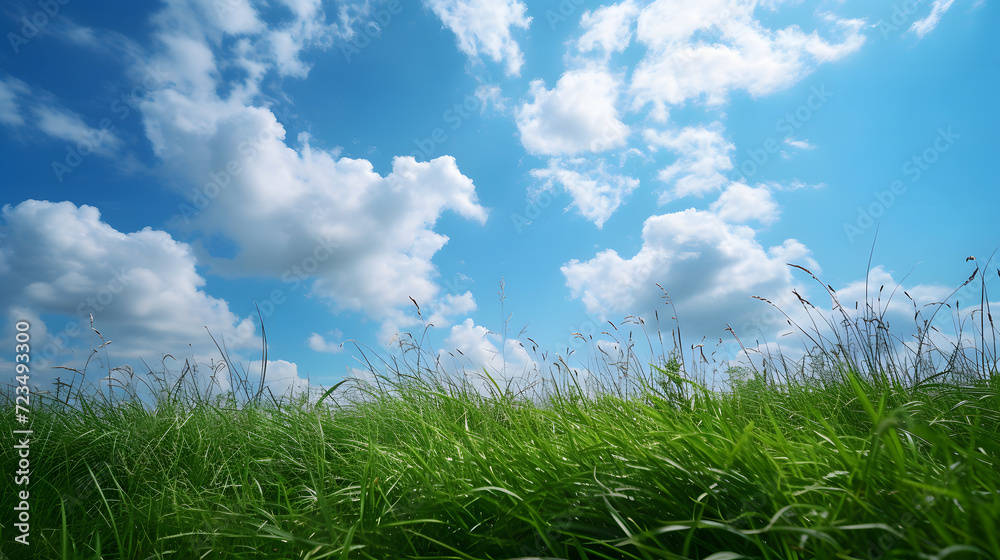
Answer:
3;269;999;559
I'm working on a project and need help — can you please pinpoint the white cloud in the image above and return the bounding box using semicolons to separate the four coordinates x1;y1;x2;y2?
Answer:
147;0;350;90
438;318;538;394
0;77;28;127
530;158;639;228
265;6;336;78
268;28;313;77
784;138;815;150
171;117;488;339
0;77;124;154
516;67;630;155
278;0;323;21
578;0;641;53
201;0;265;36
910;0;956;38
46;15;147;61
644;122;734;202
424;0;531;76
61;24;102;48
474;82;506;112
835;266;951;323
769;265;995;379
630;0;865;116
308;331;344;353
32;105;122;154
247;359;314;400
426;291;477;327
709;182;780;225
143;106;485;341
635;0;746;48
561;208;818;344
775;179;825;191
0;200;256;385
130;0;491;344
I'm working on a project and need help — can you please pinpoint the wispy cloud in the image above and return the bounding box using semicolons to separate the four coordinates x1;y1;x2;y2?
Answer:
423;0;531;76
0;77;29;127
0;76;123;154
530;158;639;228
785;138;816;150
910;0;956;38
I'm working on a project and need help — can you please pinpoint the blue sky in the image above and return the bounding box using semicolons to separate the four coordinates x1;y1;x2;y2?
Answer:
1;0;997;398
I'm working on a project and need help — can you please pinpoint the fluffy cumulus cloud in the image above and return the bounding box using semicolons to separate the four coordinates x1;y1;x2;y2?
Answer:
0;200;258;386
561;208;818;345
424;0;531;76
165;109;488;341
709;182;780;225
644;122;734;202
530;158;639;228
516;67;630;155
137;0;488;342
629;0;866;117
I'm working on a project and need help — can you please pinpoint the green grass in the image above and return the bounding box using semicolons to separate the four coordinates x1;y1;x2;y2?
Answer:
3;268;999;559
